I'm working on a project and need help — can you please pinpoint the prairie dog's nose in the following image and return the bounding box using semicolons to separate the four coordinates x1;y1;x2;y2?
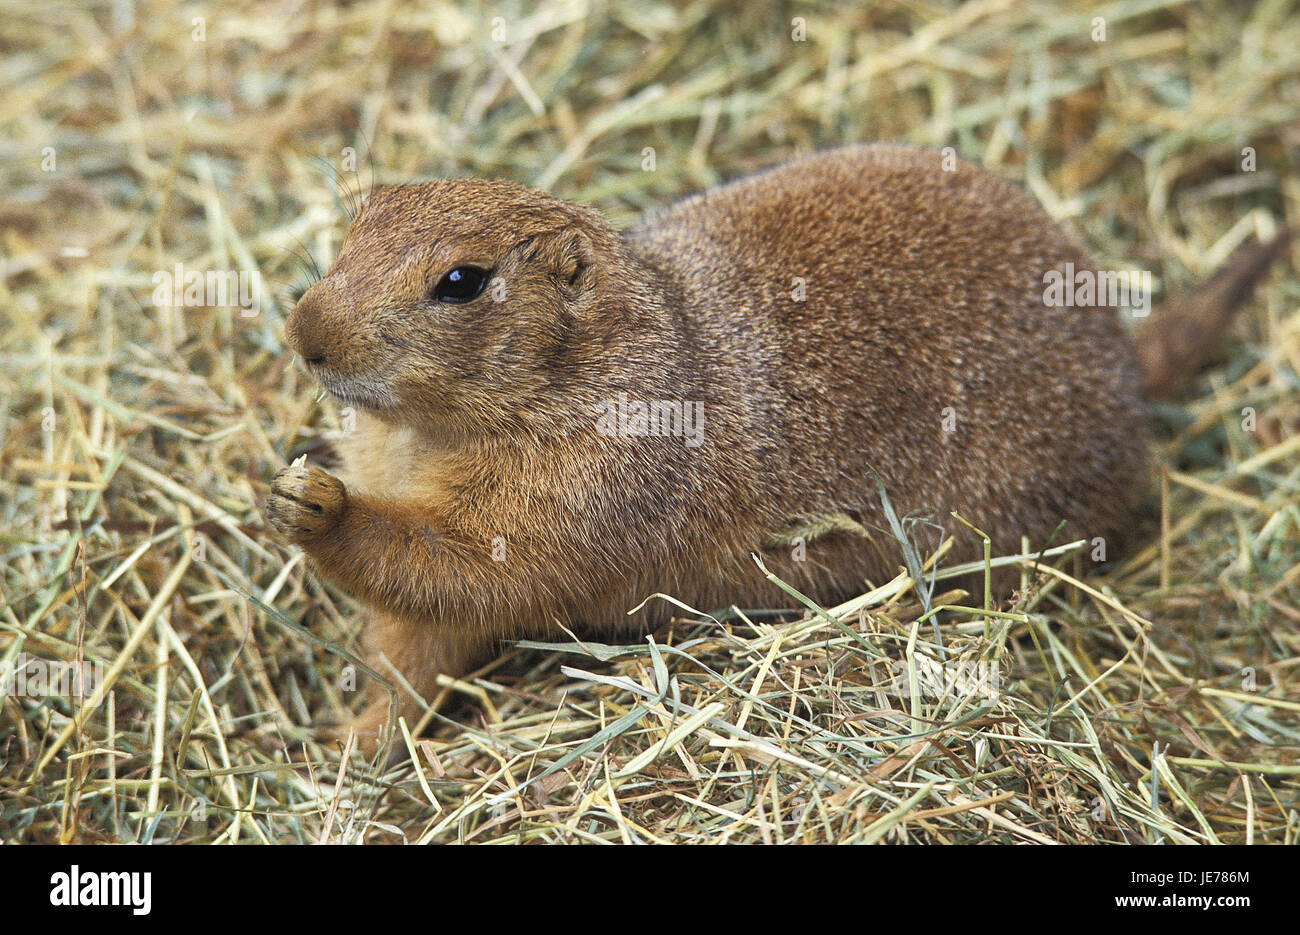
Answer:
288;280;339;366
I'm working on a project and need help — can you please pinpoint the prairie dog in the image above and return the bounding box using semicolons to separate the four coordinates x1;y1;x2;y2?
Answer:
266;144;1283;753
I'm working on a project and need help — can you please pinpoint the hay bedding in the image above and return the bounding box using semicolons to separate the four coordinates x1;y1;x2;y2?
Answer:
1;0;1296;844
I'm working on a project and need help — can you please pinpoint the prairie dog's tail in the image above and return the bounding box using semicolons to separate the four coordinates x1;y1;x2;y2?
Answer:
1136;227;1291;399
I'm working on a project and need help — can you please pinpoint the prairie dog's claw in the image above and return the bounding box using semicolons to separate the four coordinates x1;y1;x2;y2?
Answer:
266;462;346;541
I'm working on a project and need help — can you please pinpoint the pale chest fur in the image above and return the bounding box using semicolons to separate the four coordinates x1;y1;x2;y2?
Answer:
335;411;455;508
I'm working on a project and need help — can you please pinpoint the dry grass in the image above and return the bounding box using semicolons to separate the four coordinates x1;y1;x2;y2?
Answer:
2;0;1298;844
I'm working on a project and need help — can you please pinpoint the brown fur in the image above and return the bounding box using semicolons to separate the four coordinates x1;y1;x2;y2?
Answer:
265;143;1281;755
1136;227;1292;398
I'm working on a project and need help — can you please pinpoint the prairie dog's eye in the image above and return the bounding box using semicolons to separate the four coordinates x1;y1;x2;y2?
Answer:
433;266;490;303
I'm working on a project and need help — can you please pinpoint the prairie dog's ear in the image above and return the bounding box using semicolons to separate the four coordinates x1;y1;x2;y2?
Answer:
520;228;597;295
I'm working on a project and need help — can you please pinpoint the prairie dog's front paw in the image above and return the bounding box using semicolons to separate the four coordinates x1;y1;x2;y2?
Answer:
266;459;347;542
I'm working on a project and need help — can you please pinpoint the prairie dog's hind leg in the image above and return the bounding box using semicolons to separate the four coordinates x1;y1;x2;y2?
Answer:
330;610;492;759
